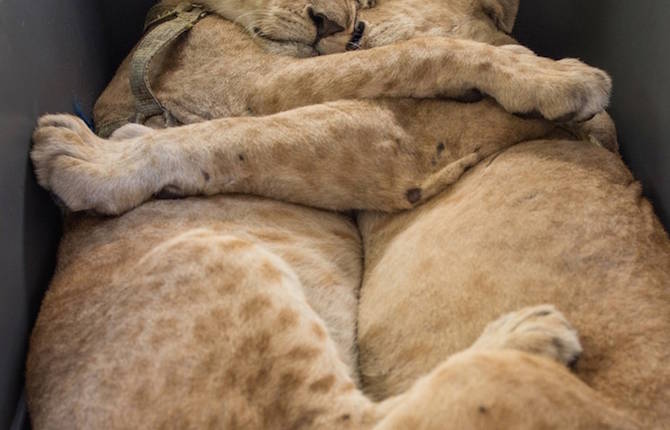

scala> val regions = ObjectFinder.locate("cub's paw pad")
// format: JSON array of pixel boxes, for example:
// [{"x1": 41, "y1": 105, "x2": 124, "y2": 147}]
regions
[{"x1": 473, "y1": 305, "x2": 582, "y2": 367}]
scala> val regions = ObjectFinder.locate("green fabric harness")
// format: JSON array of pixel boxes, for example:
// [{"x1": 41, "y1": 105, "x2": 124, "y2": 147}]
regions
[{"x1": 124, "y1": 3, "x2": 209, "y2": 134}]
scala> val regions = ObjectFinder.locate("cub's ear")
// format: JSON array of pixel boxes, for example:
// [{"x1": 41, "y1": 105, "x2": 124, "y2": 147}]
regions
[{"x1": 479, "y1": 0, "x2": 520, "y2": 33}]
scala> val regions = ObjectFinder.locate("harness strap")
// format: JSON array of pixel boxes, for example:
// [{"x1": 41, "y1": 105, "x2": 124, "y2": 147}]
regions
[{"x1": 129, "y1": 2, "x2": 209, "y2": 125}]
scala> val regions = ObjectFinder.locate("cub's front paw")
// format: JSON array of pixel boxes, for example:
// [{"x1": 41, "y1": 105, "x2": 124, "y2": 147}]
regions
[
  {"x1": 31, "y1": 114, "x2": 152, "y2": 215},
  {"x1": 471, "y1": 305, "x2": 582, "y2": 367},
  {"x1": 492, "y1": 50, "x2": 612, "y2": 122}
]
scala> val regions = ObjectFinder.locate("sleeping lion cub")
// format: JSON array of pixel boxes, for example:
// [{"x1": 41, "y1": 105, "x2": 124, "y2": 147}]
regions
[{"x1": 28, "y1": 0, "x2": 667, "y2": 428}]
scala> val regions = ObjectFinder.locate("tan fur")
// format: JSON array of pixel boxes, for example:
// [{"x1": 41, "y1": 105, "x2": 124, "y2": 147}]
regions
[
  {"x1": 32, "y1": 7, "x2": 610, "y2": 214},
  {"x1": 91, "y1": 0, "x2": 610, "y2": 139},
  {"x1": 357, "y1": 139, "x2": 670, "y2": 428},
  {"x1": 27, "y1": 0, "x2": 669, "y2": 428},
  {"x1": 32, "y1": 101, "x2": 557, "y2": 214}
]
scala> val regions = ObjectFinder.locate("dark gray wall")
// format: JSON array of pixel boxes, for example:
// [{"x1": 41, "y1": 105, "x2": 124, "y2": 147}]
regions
[
  {"x1": 1, "y1": 2, "x2": 107, "y2": 429},
  {"x1": 101, "y1": 0, "x2": 156, "y2": 75},
  {"x1": 0, "y1": 1, "x2": 155, "y2": 428},
  {"x1": 514, "y1": 0, "x2": 670, "y2": 228}
]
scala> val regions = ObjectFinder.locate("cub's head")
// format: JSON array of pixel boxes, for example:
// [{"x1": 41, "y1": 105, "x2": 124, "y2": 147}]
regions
[
  {"x1": 174, "y1": 0, "x2": 519, "y2": 55},
  {"x1": 185, "y1": 0, "x2": 362, "y2": 55},
  {"x1": 318, "y1": 0, "x2": 521, "y2": 54}
]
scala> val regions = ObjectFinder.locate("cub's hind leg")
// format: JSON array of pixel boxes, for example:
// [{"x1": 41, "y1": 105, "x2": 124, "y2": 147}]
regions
[
  {"x1": 370, "y1": 305, "x2": 630, "y2": 429},
  {"x1": 132, "y1": 231, "x2": 372, "y2": 429},
  {"x1": 372, "y1": 350, "x2": 639, "y2": 430},
  {"x1": 369, "y1": 307, "x2": 634, "y2": 430},
  {"x1": 28, "y1": 228, "x2": 372, "y2": 429}
]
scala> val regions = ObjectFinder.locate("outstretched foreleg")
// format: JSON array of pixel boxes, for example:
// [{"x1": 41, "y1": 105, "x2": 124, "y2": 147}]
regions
[
  {"x1": 32, "y1": 99, "x2": 555, "y2": 215},
  {"x1": 253, "y1": 37, "x2": 611, "y2": 122}
]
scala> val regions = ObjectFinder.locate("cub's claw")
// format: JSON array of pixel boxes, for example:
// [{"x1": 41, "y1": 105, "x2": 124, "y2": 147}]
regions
[{"x1": 471, "y1": 305, "x2": 582, "y2": 367}]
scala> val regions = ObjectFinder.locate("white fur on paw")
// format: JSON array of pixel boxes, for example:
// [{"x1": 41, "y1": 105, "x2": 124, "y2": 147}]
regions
[
  {"x1": 32, "y1": 114, "x2": 99, "y2": 193},
  {"x1": 31, "y1": 114, "x2": 150, "y2": 215},
  {"x1": 493, "y1": 51, "x2": 612, "y2": 122},
  {"x1": 471, "y1": 305, "x2": 582, "y2": 367}
]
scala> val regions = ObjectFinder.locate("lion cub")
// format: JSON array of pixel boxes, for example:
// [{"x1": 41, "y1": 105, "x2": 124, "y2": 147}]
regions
[{"x1": 26, "y1": 0, "x2": 636, "y2": 428}]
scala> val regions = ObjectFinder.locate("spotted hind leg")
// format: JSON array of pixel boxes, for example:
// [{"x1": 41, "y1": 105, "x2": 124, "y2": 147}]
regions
[{"x1": 121, "y1": 229, "x2": 373, "y2": 428}]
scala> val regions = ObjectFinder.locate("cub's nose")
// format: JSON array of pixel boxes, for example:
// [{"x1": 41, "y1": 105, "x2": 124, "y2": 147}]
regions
[{"x1": 308, "y1": 8, "x2": 345, "y2": 39}]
